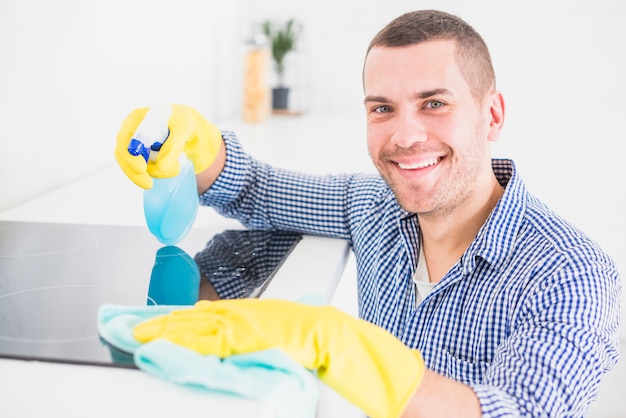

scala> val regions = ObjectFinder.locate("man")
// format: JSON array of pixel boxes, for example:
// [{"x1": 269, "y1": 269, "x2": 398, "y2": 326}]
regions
[{"x1": 114, "y1": 9, "x2": 620, "y2": 417}]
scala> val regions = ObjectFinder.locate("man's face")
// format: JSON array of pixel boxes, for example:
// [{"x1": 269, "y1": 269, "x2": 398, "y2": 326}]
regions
[{"x1": 363, "y1": 40, "x2": 502, "y2": 218}]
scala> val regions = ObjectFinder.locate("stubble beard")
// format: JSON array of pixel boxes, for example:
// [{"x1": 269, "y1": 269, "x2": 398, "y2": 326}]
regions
[{"x1": 376, "y1": 124, "x2": 489, "y2": 220}]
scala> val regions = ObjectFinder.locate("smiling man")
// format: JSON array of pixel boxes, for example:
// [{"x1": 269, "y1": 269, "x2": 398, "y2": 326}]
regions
[
  {"x1": 114, "y1": 9, "x2": 620, "y2": 418},
  {"x1": 364, "y1": 38, "x2": 506, "y2": 286}
]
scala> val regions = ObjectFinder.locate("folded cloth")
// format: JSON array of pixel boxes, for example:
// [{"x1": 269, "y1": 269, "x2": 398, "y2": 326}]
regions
[{"x1": 97, "y1": 304, "x2": 319, "y2": 418}]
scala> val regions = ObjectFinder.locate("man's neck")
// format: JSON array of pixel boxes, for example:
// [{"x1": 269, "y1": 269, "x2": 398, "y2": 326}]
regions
[{"x1": 418, "y1": 175, "x2": 504, "y2": 283}]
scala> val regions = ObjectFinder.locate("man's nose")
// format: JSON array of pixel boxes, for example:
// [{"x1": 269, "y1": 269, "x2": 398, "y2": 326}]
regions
[{"x1": 389, "y1": 111, "x2": 428, "y2": 148}]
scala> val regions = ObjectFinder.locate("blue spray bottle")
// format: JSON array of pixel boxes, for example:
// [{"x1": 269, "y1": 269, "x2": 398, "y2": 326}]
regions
[{"x1": 127, "y1": 105, "x2": 199, "y2": 245}]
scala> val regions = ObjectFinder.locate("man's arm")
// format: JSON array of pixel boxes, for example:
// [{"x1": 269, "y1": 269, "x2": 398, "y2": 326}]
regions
[
  {"x1": 402, "y1": 370, "x2": 481, "y2": 417},
  {"x1": 196, "y1": 138, "x2": 226, "y2": 195}
]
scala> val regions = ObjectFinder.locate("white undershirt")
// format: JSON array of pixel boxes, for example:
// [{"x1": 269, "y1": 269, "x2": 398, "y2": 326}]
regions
[{"x1": 413, "y1": 242, "x2": 435, "y2": 304}]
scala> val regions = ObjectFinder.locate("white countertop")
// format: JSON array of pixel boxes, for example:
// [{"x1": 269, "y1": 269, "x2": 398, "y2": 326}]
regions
[{"x1": 0, "y1": 114, "x2": 366, "y2": 417}]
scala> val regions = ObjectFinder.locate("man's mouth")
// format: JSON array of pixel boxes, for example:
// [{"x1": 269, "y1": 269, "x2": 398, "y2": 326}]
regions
[{"x1": 397, "y1": 157, "x2": 440, "y2": 170}]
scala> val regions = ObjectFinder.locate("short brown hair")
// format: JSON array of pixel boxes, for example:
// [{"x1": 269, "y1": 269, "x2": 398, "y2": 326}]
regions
[{"x1": 366, "y1": 10, "x2": 496, "y2": 101}]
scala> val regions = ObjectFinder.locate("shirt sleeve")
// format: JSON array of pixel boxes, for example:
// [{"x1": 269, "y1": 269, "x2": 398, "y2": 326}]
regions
[
  {"x1": 470, "y1": 254, "x2": 621, "y2": 417},
  {"x1": 200, "y1": 130, "x2": 386, "y2": 240}
]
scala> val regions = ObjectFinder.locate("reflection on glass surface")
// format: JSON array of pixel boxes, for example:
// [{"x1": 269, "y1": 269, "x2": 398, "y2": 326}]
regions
[
  {"x1": 102, "y1": 229, "x2": 302, "y2": 366},
  {"x1": 145, "y1": 230, "x2": 302, "y2": 305},
  {"x1": 0, "y1": 221, "x2": 301, "y2": 367},
  {"x1": 195, "y1": 230, "x2": 302, "y2": 300},
  {"x1": 147, "y1": 246, "x2": 200, "y2": 305}
]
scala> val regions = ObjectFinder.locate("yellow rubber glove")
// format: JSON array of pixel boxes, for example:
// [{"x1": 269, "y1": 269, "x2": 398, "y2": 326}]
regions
[
  {"x1": 134, "y1": 299, "x2": 425, "y2": 418},
  {"x1": 114, "y1": 104, "x2": 222, "y2": 189}
]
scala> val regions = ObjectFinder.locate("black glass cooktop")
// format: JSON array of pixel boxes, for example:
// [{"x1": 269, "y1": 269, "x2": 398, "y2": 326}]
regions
[{"x1": 0, "y1": 221, "x2": 301, "y2": 367}]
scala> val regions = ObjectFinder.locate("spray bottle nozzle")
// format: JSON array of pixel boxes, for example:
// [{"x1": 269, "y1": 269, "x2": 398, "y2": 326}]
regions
[
  {"x1": 127, "y1": 105, "x2": 171, "y2": 163},
  {"x1": 128, "y1": 138, "x2": 166, "y2": 163},
  {"x1": 128, "y1": 139, "x2": 150, "y2": 163}
]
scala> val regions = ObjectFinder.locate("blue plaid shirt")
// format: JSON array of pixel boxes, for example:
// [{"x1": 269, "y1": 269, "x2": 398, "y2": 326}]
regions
[{"x1": 200, "y1": 131, "x2": 621, "y2": 417}]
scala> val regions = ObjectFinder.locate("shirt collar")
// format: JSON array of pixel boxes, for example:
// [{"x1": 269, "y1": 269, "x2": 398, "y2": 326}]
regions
[
  {"x1": 460, "y1": 159, "x2": 527, "y2": 274},
  {"x1": 397, "y1": 159, "x2": 527, "y2": 274}
]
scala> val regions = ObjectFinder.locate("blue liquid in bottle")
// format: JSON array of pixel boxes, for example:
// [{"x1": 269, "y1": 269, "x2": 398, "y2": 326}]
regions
[
  {"x1": 128, "y1": 105, "x2": 199, "y2": 245},
  {"x1": 143, "y1": 158, "x2": 198, "y2": 245}
]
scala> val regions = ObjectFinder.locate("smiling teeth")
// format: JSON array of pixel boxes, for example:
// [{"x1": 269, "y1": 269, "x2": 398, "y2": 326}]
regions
[{"x1": 398, "y1": 158, "x2": 439, "y2": 170}]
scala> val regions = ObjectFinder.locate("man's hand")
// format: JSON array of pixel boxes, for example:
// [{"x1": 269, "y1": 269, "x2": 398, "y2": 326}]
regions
[
  {"x1": 134, "y1": 298, "x2": 426, "y2": 418},
  {"x1": 114, "y1": 104, "x2": 222, "y2": 189}
]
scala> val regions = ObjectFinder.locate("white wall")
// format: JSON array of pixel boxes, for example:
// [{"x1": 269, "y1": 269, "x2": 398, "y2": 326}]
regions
[
  {"x1": 0, "y1": 0, "x2": 249, "y2": 209},
  {"x1": 1, "y1": 0, "x2": 624, "y2": 336}
]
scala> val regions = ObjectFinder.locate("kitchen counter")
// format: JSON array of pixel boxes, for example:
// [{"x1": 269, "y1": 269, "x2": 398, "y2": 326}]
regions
[
  {"x1": 0, "y1": 114, "x2": 367, "y2": 417},
  {"x1": 0, "y1": 169, "x2": 353, "y2": 417}
]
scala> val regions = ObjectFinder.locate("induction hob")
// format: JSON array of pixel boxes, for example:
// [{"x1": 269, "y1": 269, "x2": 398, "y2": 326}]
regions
[{"x1": 0, "y1": 221, "x2": 301, "y2": 368}]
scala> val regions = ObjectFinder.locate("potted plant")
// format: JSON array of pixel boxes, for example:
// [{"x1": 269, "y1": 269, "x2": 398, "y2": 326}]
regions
[{"x1": 261, "y1": 19, "x2": 300, "y2": 110}]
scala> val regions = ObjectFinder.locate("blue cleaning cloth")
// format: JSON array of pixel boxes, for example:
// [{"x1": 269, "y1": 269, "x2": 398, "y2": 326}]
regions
[{"x1": 97, "y1": 304, "x2": 319, "y2": 418}]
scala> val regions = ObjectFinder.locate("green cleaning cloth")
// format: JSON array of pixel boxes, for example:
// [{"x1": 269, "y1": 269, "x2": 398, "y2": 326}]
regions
[{"x1": 97, "y1": 304, "x2": 319, "y2": 418}]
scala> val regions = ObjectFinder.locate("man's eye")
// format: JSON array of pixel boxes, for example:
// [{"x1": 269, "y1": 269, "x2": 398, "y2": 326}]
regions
[
  {"x1": 425, "y1": 100, "x2": 444, "y2": 109},
  {"x1": 374, "y1": 105, "x2": 392, "y2": 113}
]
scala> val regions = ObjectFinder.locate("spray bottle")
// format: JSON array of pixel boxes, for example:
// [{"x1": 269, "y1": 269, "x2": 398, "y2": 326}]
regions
[{"x1": 127, "y1": 105, "x2": 199, "y2": 245}]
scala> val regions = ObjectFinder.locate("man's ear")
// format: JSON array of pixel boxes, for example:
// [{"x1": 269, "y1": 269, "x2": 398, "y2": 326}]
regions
[{"x1": 487, "y1": 91, "x2": 505, "y2": 143}]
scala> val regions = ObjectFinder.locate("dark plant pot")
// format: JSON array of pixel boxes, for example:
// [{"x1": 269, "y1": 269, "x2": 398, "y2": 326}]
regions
[{"x1": 272, "y1": 87, "x2": 290, "y2": 110}]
